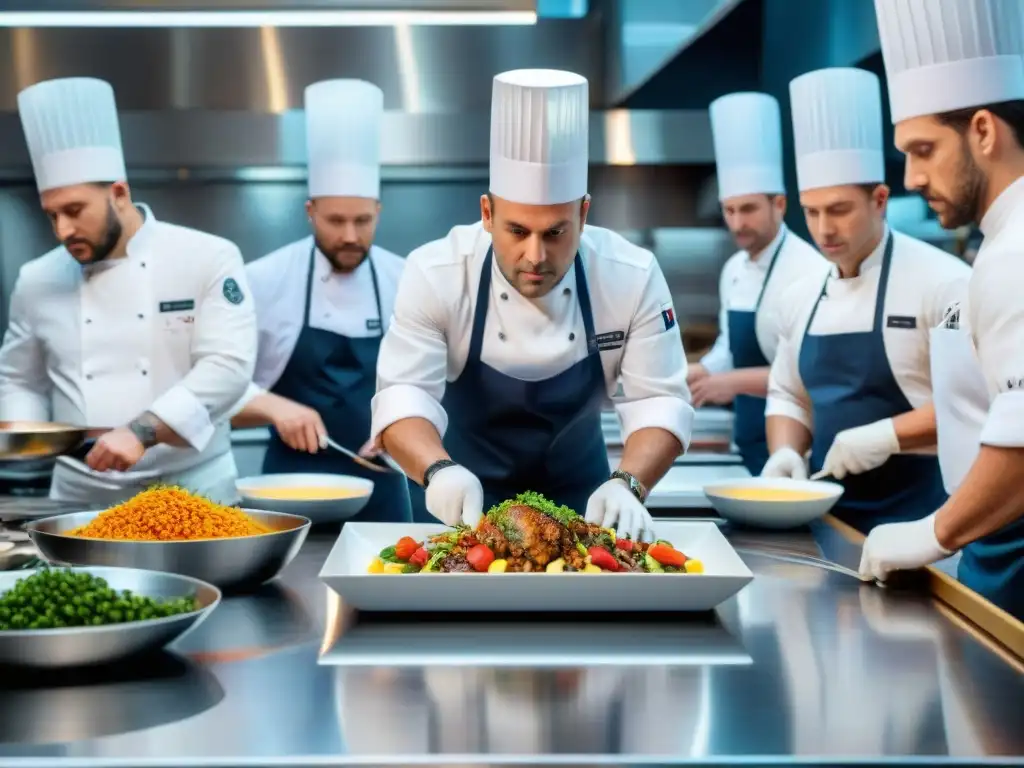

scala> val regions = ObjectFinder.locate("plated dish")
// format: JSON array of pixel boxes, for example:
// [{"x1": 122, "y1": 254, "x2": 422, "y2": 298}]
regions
[{"x1": 368, "y1": 491, "x2": 703, "y2": 575}]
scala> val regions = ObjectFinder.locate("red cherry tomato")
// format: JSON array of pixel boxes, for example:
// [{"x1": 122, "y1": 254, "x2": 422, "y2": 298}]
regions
[
  {"x1": 409, "y1": 547, "x2": 430, "y2": 568},
  {"x1": 394, "y1": 536, "x2": 419, "y2": 561},
  {"x1": 615, "y1": 538, "x2": 634, "y2": 552},
  {"x1": 466, "y1": 544, "x2": 495, "y2": 572},
  {"x1": 588, "y1": 546, "x2": 620, "y2": 572}
]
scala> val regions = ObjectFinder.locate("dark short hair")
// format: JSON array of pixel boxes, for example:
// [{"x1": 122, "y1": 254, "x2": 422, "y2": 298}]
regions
[{"x1": 934, "y1": 100, "x2": 1024, "y2": 148}]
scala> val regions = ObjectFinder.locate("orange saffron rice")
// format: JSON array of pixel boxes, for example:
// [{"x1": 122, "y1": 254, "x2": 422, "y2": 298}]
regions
[{"x1": 68, "y1": 486, "x2": 270, "y2": 541}]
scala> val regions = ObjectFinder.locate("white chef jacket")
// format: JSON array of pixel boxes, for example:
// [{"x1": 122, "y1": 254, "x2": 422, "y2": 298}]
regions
[
  {"x1": 0, "y1": 203, "x2": 257, "y2": 478},
  {"x1": 700, "y1": 225, "x2": 828, "y2": 372},
  {"x1": 370, "y1": 221, "x2": 693, "y2": 449},
  {"x1": 767, "y1": 227, "x2": 971, "y2": 440},
  {"x1": 968, "y1": 176, "x2": 1024, "y2": 447},
  {"x1": 235, "y1": 236, "x2": 405, "y2": 407}
]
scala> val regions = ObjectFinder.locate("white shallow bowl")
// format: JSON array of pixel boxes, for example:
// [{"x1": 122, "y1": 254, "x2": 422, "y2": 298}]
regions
[
  {"x1": 319, "y1": 521, "x2": 753, "y2": 613},
  {"x1": 236, "y1": 473, "x2": 373, "y2": 524},
  {"x1": 702, "y1": 477, "x2": 844, "y2": 529}
]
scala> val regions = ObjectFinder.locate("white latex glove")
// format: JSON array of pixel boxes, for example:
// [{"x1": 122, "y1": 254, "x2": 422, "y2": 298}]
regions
[
  {"x1": 585, "y1": 479, "x2": 653, "y2": 541},
  {"x1": 821, "y1": 418, "x2": 899, "y2": 480},
  {"x1": 858, "y1": 513, "x2": 953, "y2": 582},
  {"x1": 425, "y1": 465, "x2": 484, "y2": 528},
  {"x1": 760, "y1": 447, "x2": 808, "y2": 479}
]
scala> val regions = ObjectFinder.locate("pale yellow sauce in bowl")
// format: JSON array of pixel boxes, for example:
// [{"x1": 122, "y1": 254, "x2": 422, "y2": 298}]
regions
[
  {"x1": 711, "y1": 488, "x2": 834, "y2": 503},
  {"x1": 244, "y1": 487, "x2": 368, "y2": 501}
]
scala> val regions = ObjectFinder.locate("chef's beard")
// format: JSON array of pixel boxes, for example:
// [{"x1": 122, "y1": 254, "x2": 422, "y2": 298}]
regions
[
  {"x1": 64, "y1": 203, "x2": 123, "y2": 265},
  {"x1": 316, "y1": 237, "x2": 369, "y2": 273},
  {"x1": 924, "y1": 139, "x2": 987, "y2": 229}
]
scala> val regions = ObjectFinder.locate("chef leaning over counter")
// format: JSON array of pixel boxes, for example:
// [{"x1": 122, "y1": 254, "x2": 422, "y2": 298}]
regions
[
  {"x1": 859, "y1": 0, "x2": 1024, "y2": 621},
  {"x1": 230, "y1": 79, "x2": 414, "y2": 524},
  {"x1": 762, "y1": 66, "x2": 971, "y2": 534},
  {"x1": 0, "y1": 77, "x2": 256, "y2": 505},
  {"x1": 370, "y1": 69, "x2": 693, "y2": 540},
  {"x1": 688, "y1": 91, "x2": 827, "y2": 476}
]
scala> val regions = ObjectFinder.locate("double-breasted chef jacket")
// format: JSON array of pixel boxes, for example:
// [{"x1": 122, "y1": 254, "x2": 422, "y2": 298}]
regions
[
  {"x1": 0, "y1": 203, "x2": 257, "y2": 504},
  {"x1": 238, "y1": 236, "x2": 416, "y2": 522},
  {"x1": 767, "y1": 227, "x2": 971, "y2": 529},
  {"x1": 370, "y1": 221, "x2": 694, "y2": 512}
]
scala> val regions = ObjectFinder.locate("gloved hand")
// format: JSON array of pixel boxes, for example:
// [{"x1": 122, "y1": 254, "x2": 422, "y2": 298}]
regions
[
  {"x1": 858, "y1": 513, "x2": 953, "y2": 582},
  {"x1": 585, "y1": 479, "x2": 653, "y2": 541},
  {"x1": 761, "y1": 447, "x2": 808, "y2": 479},
  {"x1": 425, "y1": 464, "x2": 484, "y2": 528},
  {"x1": 821, "y1": 418, "x2": 899, "y2": 480}
]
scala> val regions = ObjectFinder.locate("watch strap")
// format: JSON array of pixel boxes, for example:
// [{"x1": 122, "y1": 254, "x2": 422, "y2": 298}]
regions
[
  {"x1": 610, "y1": 469, "x2": 648, "y2": 503},
  {"x1": 128, "y1": 418, "x2": 157, "y2": 449},
  {"x1": 423, "y1": 459, "x2": 457, "y2": 488}
]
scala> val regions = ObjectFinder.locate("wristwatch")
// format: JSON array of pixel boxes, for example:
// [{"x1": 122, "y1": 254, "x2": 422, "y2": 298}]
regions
[
  {"x1": 128, "y1": 417, "x2": 158, "y2": 449},
  {"x1": 423, "y1": 459, "x2": 457, "y2": 488},
  {"x1": 610, "y1": 470, "x2": 648, "y2": 504}
]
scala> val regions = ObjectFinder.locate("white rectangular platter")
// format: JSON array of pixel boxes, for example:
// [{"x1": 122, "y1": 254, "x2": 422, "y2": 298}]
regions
[{"x1": 318, "y1": 521, "x2": 754, "y2": 613}]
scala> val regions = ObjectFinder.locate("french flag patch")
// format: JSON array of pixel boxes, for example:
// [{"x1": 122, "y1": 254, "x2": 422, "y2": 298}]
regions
[{"x1": 661, "y1": 305, "x2": 676, "y2": 331}]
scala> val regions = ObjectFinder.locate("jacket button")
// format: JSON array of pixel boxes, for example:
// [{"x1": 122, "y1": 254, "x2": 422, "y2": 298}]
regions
[
  {"x1": 563, "y1": 288, "x2": 571, "y2": 296},
  {"x1": 85, "y1": 318, "x2": 92, "y2": 324},
  {"x1": 498, "y1": 332, "x2": 506, "y2": 341},
  {"x1": 138, "y1": 313, "x2": 144, "y2": 319},
  {"x1": 569, "y1": 333, "x2": 575, "y2": 341},
  {"x1": 85, "y1": 374, "x2": 93, "y2": 380},
  {"x1": 500, "y1": 293, "x2": 508, "y2": 300}
]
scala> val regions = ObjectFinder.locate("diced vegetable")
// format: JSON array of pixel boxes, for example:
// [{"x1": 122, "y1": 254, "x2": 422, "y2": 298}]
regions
[
  {"x1": 684, "y1": 559, "x2": 704, "y2": 574},
  {"x1": 466, "y1": 544, "x2": 495, "y2": 572},
  {"x1": 583, "y1": 564, "x2": 601, "y2": 574},
  {"x1": 367, "y1": 558, "x2": 384, "y2": 574},
  {"x1": 394, "y1": 536, "x2": 419, "y2": 561},
  {"x1": 587, "y1": 546, "x2": 620, "y2": 572},
  {"x1": 644, "y1": 553, "x2": 664, "y2": 572},
  {"x1": 648, "y1": 544, "x2": 687, "y2": 568},
  {"x1": 488, "y1": 559, "x2": 508, "y2": 573},
  {"x1": 409, "y1": 547, "x2": 430, "y2": 568},
  {"x1": 615, "y1": 538, "x2": 634, "y2": 552},
  {"x1": 546, "y1": 558, "x2": 565, "y2": 573},
  {"x1": 576, "y1": 540, "x2": 588, "y2": 557},
  {"x1": 383, "y1": 562, "x2": 407, "y2": 574},
  {"x1": 378, "y1": 545, "x2": 401, "y2": 564}
]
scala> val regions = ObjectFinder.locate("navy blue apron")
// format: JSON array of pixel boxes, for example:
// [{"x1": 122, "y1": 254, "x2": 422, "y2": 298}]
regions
[
  {"x1": 959, "y1": 521, "x2": 1024, "y2": 620},
  {"x1": 799, "y1": 233, "x2": 947, "y2": 534},
  {"x1": 414, "y1": 248, "x2": 610, "y2": 519},
  {"x1": 263, "y1": 245, "x2": 413, "y2": 524},
  {"x1": 728, "y1": 230, "x2": 787, "y2": 476}
]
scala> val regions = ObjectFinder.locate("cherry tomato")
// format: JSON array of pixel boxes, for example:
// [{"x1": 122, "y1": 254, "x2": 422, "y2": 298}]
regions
[
  {"x1": 394, "y1": 536, "x2": 419, "y2": 561},
  {"x1": 588, "y1": 546, "x2": 620, "y2": 572},
  {"x1": 409, "y1": 547, "x2": 430, "y2": 568},
  {"x1": 466, "y1": 544, "x2": 495, "y2": 572},
  {"x1": 615, "y1": 538, "x2": 634, "y2": 552},
  {"x1": 648, "y1": 543, "x2": 687, "y2": 568}
]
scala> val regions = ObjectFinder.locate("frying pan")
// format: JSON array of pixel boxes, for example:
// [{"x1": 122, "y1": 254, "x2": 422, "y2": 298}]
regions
[{"x1": 0, "y1": 421, "x2": 106, "y2": 463}]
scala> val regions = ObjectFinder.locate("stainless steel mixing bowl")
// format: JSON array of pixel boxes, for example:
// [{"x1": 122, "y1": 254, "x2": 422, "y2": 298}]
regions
[
  {"x1": 25, "y1": 510, "x2": 311, "y2": 592},
  {"x1": 0, "y1": 566, "x2": 220, "y2": 668},
  {"x1": 0, "y1": 421, "x2": 90, "y2": 462}
]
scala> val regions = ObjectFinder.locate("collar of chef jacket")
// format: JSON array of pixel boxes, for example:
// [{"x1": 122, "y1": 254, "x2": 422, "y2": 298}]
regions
[
  {"x1": 746, "y1": 223, "x2": 788, "y2": 272},
  {"x1": 980, "y1": 175, "x2": 1024, "y2": 244},
  {"x1": 825, "y1": 224, "x2": 890, "y2": 281},
  {"x1": 79, "y1": 202, "x2": 158, "y2": 278}
]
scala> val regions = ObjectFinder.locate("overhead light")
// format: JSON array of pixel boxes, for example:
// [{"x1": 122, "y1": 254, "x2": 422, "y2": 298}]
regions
[{"x1": 0, "y1": 10, "x2": 537, "y2": 27}]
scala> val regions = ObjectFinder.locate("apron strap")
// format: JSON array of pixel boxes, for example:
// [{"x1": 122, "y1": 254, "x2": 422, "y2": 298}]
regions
[
  {"x1": 467, "y1": 247, "x2": 495, "y2": 363},
  {"x1": 753, "y1": 228, "x2": 787, "y2": 312},
  {"x1": 572, "y1": 253, "x2": 598, "y2": 354},
  {"x1": 304, "y1": 242, "x2": 386, "y2": 336}
]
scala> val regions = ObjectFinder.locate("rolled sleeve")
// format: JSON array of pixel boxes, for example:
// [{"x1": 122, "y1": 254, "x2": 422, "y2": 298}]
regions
[
  {"x1": 151, "y1": 243, "x2": 257, "y2": 450},
  {"x1": 972, "y1": 254, "x2": 1024, "y2": 448},
  {"x1": 766, "y1": 335, "x2": 813, "y2": 429},
  {"x1": 614, "y1": 262, "x2": 694, "y2": 449},
  {"x1": 370, "y1": 257, "x2": 451, "y2": 443}
]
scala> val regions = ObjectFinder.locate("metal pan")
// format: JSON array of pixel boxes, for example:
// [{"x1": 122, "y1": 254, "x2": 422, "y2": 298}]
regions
[{"x1": 0, "y1": 421, "x2": 105, "y2": 463}]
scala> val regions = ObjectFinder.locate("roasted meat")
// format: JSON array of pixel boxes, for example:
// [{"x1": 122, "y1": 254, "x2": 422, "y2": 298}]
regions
[{"x1": 478, "y1": 503, "x2": 585, "y2": 570}]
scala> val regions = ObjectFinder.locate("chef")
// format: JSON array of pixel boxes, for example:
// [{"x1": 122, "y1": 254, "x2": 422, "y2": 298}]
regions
[
  {"x1": 370, "y1": 69, "x2": 692, "y2": 539},
  {"x1": 859, "y1": 0, "x2": 1024, "y2": 620},
  {"x1": 762, "y1": 66, "x2": 971, "y2": 534},
  {"x1": 0, "y1": 77, "x2": 256, "y2": 504},
  {"x1": 689, "y1": 92, "x2": 827, "y2": 475},
  {"x1": 231, "y1": 79, "x2": 412, "y2": 523}
]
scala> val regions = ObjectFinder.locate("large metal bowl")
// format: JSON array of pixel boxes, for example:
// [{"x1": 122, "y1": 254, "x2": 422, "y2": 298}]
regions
[
  {"x1": 0, "y1": 566, "x2": 220, "y2": 668},
  {"x1": 236, "y1": 473, "x2": 373, "y2": 524},
  {"x1": 25, "y1": 509, "x2": 311, "y2": 592},
  {"x1": 0, "y1": 421, "x2": 89, "y2": 462}
]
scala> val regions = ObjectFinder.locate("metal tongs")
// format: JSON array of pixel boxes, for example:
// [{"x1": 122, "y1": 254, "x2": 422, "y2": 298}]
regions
[{"x1": 322, "y1": 436, "x2": 402, "y2": 475}]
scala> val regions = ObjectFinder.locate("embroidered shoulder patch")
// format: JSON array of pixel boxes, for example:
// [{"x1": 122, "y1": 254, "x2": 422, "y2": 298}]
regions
[
  {"x1": 661, "y1": 304, "x2": 676, "y2": 331},
  {"x1": 222, "y1": 277, "x2": 245, "y2": 305}
]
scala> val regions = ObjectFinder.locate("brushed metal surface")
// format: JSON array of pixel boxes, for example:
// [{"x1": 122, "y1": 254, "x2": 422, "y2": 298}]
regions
[
  {"x1": 26, "y1": 509, "x2": 311, "y2": 591},
  {"x1": 0, "y1": 421, "x2": 88, "y2": 463},
  {"x1": 0, "y1": 565, "x2": 220, "y2": 668}
]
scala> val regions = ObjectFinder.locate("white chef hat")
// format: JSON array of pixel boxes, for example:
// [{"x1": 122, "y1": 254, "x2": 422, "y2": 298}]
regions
[
  {"x1": 709, "y1": 93, "x2": 785, "y2": 201},
  {"x1": 305, "y1": 78, "x2": 383, "y2": 199},
  {"x1": 17, "y1": 77, "x2": 126, "y2": 194},
  {"x1": 875, "y1": 0, "x2": 1024, "y2": 123},
  {"x1": 489, "y1": 69, "x2": 589, "y2": 206},
  {"x1": 790, "y1": 67, "x2": 885, "y2": 192}
]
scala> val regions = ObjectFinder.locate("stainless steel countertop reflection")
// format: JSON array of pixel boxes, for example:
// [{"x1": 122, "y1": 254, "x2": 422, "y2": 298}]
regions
[{"x1": 0, "y1": 522, "x2": 1021, "y2": 766}]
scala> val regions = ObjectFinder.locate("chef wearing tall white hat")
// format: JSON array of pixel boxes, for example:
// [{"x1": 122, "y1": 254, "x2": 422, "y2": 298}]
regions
[
  {"x1": 762, "y1": 66, "x2": 971, "y2": 534},
  {"x1": 370, "y1": 69, "x2": 692, "y2": 539},
  {"x1": 0, "y1": 77, "x2": 256, "y2": 504},
  {"x1": 860, "y1": 0, "x2": 1024, "y2": 620},
  {"x1": 689, "y1": 92, "x2": 826, "y2": 475},
  {"x1": 231, "y1": 79, "x2": 413, "y2": 523}
]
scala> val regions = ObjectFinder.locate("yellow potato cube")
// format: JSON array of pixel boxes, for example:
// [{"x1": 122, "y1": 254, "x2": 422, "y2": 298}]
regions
[
  {"x1": 583, "y1": 564, "x2": 602, "y2": 574},
  {"x1": 488, "y1": 559, "x2": 508, "y2": 573},
  {"x1": 684, "y1": 559, "x2": 704, "y2": 574},
  {"x1": 383, "y1": 562, "x2": 406, "y2": 574},
  {"x1": 546, "y1": 558, "x2": 566, "y2": 573},
  {"x1": 367, "y1": 558, "x2": 385, "y2": 574}
]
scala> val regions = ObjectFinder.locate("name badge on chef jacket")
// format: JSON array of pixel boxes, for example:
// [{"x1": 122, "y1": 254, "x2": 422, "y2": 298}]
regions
[
  {"x1": 160, "y1": 299, "x2": 196, "y2": 328},
  {"x1": 885, "y1": 315, "x2": 917, "y2": 330},
  {"x1": 366, "y1": 318, "x2": 382, "y2": 331}
]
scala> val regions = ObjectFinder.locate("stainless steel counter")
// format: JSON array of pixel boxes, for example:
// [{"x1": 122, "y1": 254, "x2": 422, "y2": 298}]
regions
[{"x1": 1, "y1": 518, "x2": 1021, "y2": 767}]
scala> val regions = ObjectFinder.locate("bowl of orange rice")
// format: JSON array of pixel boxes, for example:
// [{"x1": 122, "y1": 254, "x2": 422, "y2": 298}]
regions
[{"x1": 24, "y1": 486, "x2": 311, "y2": 592}]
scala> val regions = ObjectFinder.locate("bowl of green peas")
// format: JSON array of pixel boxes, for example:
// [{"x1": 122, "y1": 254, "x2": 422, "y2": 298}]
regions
[{"x1": 0, "y1": 566, "x2": 220, "y2": 668}]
